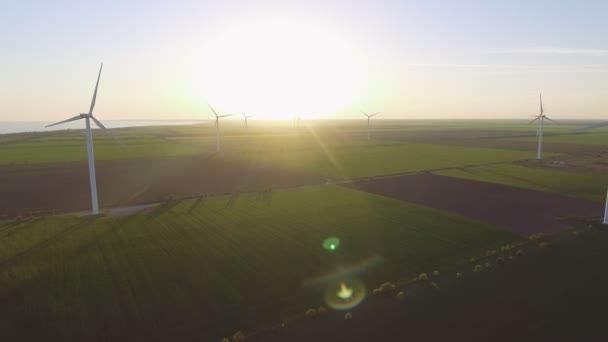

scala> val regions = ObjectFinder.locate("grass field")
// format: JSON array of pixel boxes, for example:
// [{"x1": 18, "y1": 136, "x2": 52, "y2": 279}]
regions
[
  {"x1": 0, "y1": 120, "x2": 581, "y2": 166},
  {"x1": 240, "y1": 143, "x2": 543, "y2": 179},
  {"x1": 512, "y1": 129, "x2": 608, "y2": 145},
  {"x1": 436, "y1": 164, "x2": 608, "y2": 203},
  {"x1": 0, "y1": 186, "x2": 520, "y2": 341}
]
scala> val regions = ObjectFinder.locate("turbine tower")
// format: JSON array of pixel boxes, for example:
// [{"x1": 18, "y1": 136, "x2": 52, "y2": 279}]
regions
[
  {"x1": 46, "y1": 63, "x2": 123, "y2": 215},
  {"x1": 208, "y1": 104, "x2": 231, "y2": 152},
  {"x1": 361, "y1": 111, "x2": 380, "y2": 140},
  {"x1": 528, "y1": 93, "x2": 556, "y2": 160},
  {"x1": 293, "y1": 114, "x2": 301, "y2": 129},
  {"x1": 242, "y1": 113, "x2": 253, "y2": 128}
]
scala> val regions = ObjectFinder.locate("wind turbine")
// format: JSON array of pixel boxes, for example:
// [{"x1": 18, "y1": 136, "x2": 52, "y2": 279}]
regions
[
  {"x1": 242, "y1": 113, "x2": 253, "y2": 128},
  {"x1": 46, "y1": 63, "x2": 123, "y2": 215},
  {"x1": 361, "y1": 111, "x2": 380, "y2": 140},
  {"x1": 208, "y1": 104, "x2": 231, "y2": 152},
  {"x1": 528, "y1": 93, "x2": 557, "y2": 160},
  {"x1": 293, "y1": 114, "x2": 301, "y2": 129}
]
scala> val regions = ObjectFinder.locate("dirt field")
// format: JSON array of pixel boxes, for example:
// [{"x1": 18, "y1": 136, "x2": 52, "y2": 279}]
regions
[
  {"x1": 0, "y1": 154, "x2": 324, "y2": 217},
  {"x1": 346, "y1": 173, "x2": 601, "y2": 235}
]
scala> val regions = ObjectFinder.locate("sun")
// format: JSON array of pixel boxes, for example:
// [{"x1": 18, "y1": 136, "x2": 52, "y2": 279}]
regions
[{"x1": 198, "y1": 13, "x2": 367, "y2": 119}]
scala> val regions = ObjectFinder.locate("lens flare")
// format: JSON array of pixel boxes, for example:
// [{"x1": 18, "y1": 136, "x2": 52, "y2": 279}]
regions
[
  {"x1": 337, "y1": 282, "x2": 353, "y2": 299},
  {"x1": 322, "y1": 237, "x2": 341, "y2": 251},
  {"x1": 324, "y1": 278, "x2": 366, "y2": 310}
]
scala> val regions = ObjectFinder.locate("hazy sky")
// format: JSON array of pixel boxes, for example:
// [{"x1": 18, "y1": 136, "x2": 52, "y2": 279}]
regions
[{"x1": 1, "y1": 0, "x2": 607, "y2": 121}]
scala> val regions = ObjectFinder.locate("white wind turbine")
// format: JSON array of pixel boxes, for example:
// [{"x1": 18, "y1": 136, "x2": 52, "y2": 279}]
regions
[
  {"x1": 46, "y1": 63, "x2": 123, "y2": 215},
  {"x1": 528, "y1": 93, "x2": 557, "y2": 160},
  {"x1": 242, "y1": 113, "x2": 253, "y2": 128},
  {"x1": 208, "y1": 104, "x2": 231, "y2": 152},
  {"x1": 361, "y1": 111, "x2": 380, "y2": 140}
]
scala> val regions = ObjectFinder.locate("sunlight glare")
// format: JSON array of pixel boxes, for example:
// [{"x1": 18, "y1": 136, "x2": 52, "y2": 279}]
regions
[{"x1": 198, "y1": 13, "x2": 367, "y2": 119}]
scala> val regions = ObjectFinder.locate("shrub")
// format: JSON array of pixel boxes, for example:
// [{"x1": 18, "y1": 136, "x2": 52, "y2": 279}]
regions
[
  {"x1": 469, "y1": 257, "x2": 476, "y2": 263},
  {"x1": 456, "y1": 272, "x2": 463, "y2": 279},
  {"x1": 380, "y1": 282, "x2": 396, "y2": 292},
  {"x1": 496, "y1": 257, "x2": 505, "y2": 266},
  {"x1": 396, "y1": 291, "x2": 406, "y2": 300},
  {"x1": 233, "y1": 330, "x2": 246, "y2": 341},
  {"x1": 474, "y1": 264, "x2": 483, "y2": 273},
  {"x1": 373, "y1": 288, "x2": 383, "y2": 296},
  {"x1": 318, "y1": 306, "x2": 328, "y2": 314},
  {"x1": 484, "y1": 262, "x2": 492, "y2": 269},
  {"x1": 430, "y1": 281, "x2": 439, "y2": 289},
  {"x1": 516, "y1": 250, "x2": 524, "y2": 257},
  {"x1": 344, "y1": 312, "x2": 353, "y2": 321},
  {"x1": 432, "y1": 270, "x2": 439, "y2": 277},
  {"x1": 305, "y1": 308, "x2": 317, "y2": 318},
  {"x1": 529, "y1": 233, "x2": 546, "y2": 241},
  {"x1": 418, "y1": 273, "x2": 429, "y2": 281},
  {"x1": 538, "y1": 241, "x2": 550, "y2": 248},
  {"x1": 221, "y1": 338, "x2": 229, "y2": 342}
]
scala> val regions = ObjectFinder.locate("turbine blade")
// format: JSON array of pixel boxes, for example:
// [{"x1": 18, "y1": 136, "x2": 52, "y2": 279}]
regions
[
  {"x1": 370, "y1": 112, "x2": 380, "y2": 117},
  {"x1": 45, "y1": 115, "x2": 84, "y2": 128},
  {"x1": 219, "y1": 114, "x2": 232, "y2": 118},
  {"x1": 544, "y1": 116, "x2": 558, "y2": 124},
  {"x1": 91, "y1": 116, "x2": 127, "y2": 149},
  {"x1": 89, "y1": 63, "x2": 103, "y2": 115},
  {"x1": 207, "y1": 104, "x2": 219, "y2": 118},
  {"x1": 361, "y1": 111, "x2": 369, "y2": 117},
  {"x1": 528, "y1": 117, "x2": 540, "y2": 125},
  {"x1": 540, "y1": 92, "x2": 544, "y2": 114}
]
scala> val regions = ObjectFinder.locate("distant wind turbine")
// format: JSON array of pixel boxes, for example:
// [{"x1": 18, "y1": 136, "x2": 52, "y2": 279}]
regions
[
  {"x1": 208, "y1": 104, "x2": 231, "y2": 152},
  {"x1": 361, "y1": 111, "x2": 380, "y2": 140},
  {"x1": 293, "y1": 114, "x2": 301, "y2": 129},
  {"x1": 46, "y1": 63, "x2": 124, "y2": 215},
  {"x1": 528, "y1": 93, "x2": 557, "y2": 160},
  {"x1": 242, "y1": 113, "x2": 253, "y2": 128}
]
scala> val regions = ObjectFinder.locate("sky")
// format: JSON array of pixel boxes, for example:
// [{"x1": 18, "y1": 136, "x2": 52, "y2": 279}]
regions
[{"x1": 0, "y1": 0, "x2": 607, "y2": 121}]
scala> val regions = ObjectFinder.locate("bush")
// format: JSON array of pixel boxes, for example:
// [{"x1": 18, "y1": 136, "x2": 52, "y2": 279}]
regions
[
  {"x1": 516, "y1": 249, "x2": 524, "y2": 257},
  {"x1": 538, "y1": 241, "x2": 550, "y2": 248},
  {"x1": 430, "y1": 281, "x2": 439, "y2": 289},
  {"x1": 484, "y1": 262, "x2": 492, "y2": 269},
  {"x1": 432, "y1": 270, "x2": 439, "y2": 277},
  {"x1": 305, "y1": 308, "x2": 317, "y2": 318},
  {"x1": 373, "y1": 287, "x2": 383, "y2": 296},
  {"x1": 396, "y1": 291, "x2": 406, "y2": 300},
  {"x1": 318, "y1": 306, "x2": 328, "y2": 314},
  {"x1": 456, "y1": 272, "x2": 463, "y2": 279},
  {"x1": 418, "y1": 273, "x2": 429, "y2": 281},
  {"x1": 474, "y1": 264, "x2": 483, "y2": 273},
  {"x1": 380, "y1": 282, "x2": 396, "y2": 292},
  {"x1": 496, "y1": 257, "x2": 505, "y2": 266},
  {"x1": 529, "y1": 233, "x2": 546, "y2": 241},
  {"x1": 344, "y1": 312, "x2": 353, "y2": 321},
  {"x1": 233, "y1": 330, "x2": 246, "y2": 341}
]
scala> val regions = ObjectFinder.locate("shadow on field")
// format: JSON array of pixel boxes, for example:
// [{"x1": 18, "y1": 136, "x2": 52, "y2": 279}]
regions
[{"x1": 0, "y1": 216, "x2": 97, "y2": 272}]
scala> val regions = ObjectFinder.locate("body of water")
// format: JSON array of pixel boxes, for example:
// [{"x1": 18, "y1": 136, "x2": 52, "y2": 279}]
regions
[{"x1": 0, "y1": 120, "x2": 209, "y2": 135}]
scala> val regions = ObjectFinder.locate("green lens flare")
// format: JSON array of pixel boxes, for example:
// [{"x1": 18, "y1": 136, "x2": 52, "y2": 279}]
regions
[{"x1": 323, "y1": 237, "x2": 340, "y2": 251}]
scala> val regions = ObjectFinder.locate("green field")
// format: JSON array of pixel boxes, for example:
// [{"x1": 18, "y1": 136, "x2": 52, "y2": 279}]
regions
[
  {"x1": 512, "y1": 129, "x2": 608, "y2": 146},
  {"x1": 240, "y1": 143, "x2": 543, "y2": 180},
  {"x1": 0, "y1": 186, "x2": 520, "y2": 341},
  {"x1": 436, "y1": 164, "x2": 608, "y2": 203}
]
